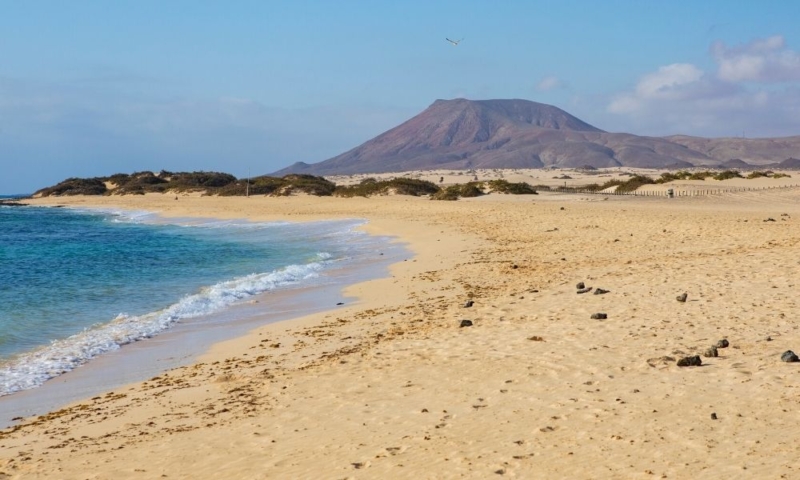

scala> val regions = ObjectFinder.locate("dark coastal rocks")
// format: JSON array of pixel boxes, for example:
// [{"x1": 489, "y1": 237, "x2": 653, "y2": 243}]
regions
[
  {"x1": 577, "y1": 287, "x2": 593, "y2": 294},
  {"x1": 716, "y1": 339, "x2": 729, "y2": 348},
  {"x1": 781, "y1": 350, "x2": 799, "y2": 362},
  {"x1": 463, "y1": 300, "x2": 474, "y2": 308},
  {"x1": 594, "y1": 288, "x2": 610, "y2": 295},
  {"x1": 590, "y1": 313, "x2": 607, "y2": 320},
  {"x1": 676, "y1": 293, "x2": 688, "y2": 303},
  {"x1": 677, "y1": 355, "x2": 702, "y2": 367},
  {"x1": 576, "y1": 282, "x2": 585, "y2": 289},
  {"x1": 703, "y1": 346, "x2": 718, "y2": 358},
  {"x1": 459, "y1": 320, "x2": 473, "y2": 328}
]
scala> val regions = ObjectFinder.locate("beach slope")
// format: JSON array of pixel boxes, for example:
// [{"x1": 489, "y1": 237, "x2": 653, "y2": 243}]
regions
[{"x1": 3, "y1": 189, "x2": 800, "y2": 479}]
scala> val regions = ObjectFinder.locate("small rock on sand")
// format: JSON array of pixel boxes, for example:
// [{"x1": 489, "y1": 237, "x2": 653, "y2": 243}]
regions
[
  {"x1": 594, "y1": 288, "x2": 610, "y2": 295},
  {"x1": 704, "y1": 346, "x2": 718, "y2": 358},
  {"x1": 460, "y1": 320, "x2": 474, "y2": 328},
  {"x1": 576, "y1": 282, "x2": 585, "y2": 289},
  {"x1": 677, "y1": 355, "x2": 702, "y2": 367},
  {"x1": 676, "y1": 293, "x2": 688, "y2": 303},
  {"x1": 711, "y1": 413, "x2": 718, "y2": 420},
  {"x1": 590, "y1": 313, "x2": 607, "y2": 320},
  {"x1": 716, "y1": 339, "x2": 729, "y2": 348},
  {"x1": 780, "y1": 350, "x2": 799, "y2": 362},
  {"x1": 463, "y1": 300, "x2": 474, "y2": 308},
  {"x1": 577, "y1": 287, "x2": 593, "y2": 294}
]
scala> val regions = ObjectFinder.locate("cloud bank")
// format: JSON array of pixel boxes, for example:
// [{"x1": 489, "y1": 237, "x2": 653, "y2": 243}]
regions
[{"x1": 607, "y1": 35, "x2": 800, "y2": 137}]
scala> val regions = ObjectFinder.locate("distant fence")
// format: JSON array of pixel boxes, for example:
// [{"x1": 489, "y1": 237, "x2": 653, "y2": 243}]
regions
[{"x1": 547, "y1": 183, "x2": 800, "y2": 197}]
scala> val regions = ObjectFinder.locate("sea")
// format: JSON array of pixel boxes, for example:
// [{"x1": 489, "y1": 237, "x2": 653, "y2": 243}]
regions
[{"x1": 0, "y1": 198, "x2": 401, "y2": 422}]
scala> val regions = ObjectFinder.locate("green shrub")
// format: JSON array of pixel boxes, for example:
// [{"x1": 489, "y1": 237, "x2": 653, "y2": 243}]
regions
[
  {"x1": 688, "y1": 171, "x2": 714, "y2": 180},
  {"x1": 278, "y1": 174, "x2": 336, "y2": 196},
  {"x1": 616, "y1": 175, "x2": 655, "y2": 192},
  {"x1": 334, "y1": 178, "x2": 439, "y2": 197},
  {"x1": 575, "y1": 183, "x2": 604, "y2": 192},
  {"x1": 431, "y1": 185, "x2": 462, "y2": 200},
  {"x1": 34, "y1": 177, "x2": 108, "y2": 197},
  {"x1": 169, "y1": 171, "x2": 237, "y2": 189},
  {"x1": 572, "y1": 176, "x2": 653, "y2": 193},
  {"x1": 772, "y1": 172, "x2": 792, "y2": 179},
  {"x1": 712, "y1": 170, "x2": 743, "y2": 181},
  {"x1": 431, "y1": 182, "x2": 484, "y2": 200},
  {"x1": 486, "y1": 179, "x2": 538, "y2": 194},
  {"x1": 656, "y1": 171, "x2": 692, "y2": 183}
]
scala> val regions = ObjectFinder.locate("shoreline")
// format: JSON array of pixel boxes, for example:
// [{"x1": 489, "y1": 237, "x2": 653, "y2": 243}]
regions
[
  {"x1": 3, "y1": 189, "x2": 800, "y2": 478},
  {"x1": 0, "y1": 205, "x2": 408, "y2": 428}
]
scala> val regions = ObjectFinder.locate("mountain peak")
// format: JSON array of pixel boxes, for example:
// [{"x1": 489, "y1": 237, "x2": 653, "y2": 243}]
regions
[
  {"x1": 270, "y1": 98, "x2": 800, "y2": 176},
  {"x1": 426, "y1": 98, "x2": 604, "y2": 133}
]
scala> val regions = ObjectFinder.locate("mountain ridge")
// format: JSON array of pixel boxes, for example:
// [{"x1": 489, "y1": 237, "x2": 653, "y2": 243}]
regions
[{"x1": 273, "y1": 99, "x2": 800, "y2": 175}]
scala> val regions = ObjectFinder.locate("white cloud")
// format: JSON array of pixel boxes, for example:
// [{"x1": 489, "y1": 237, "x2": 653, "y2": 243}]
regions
[
  {"x1": 609, "y1": 63, "x2": 705, "y2": 114},
  {"x1": 712, "y1": 35, "x2": 800, "y2": 82},
  {"x1": 536, "y1": 75, "x2": 565, "y2": 91},
  {"x1": 605, "y1": 36, "x2": 800, "y2": 137},
  {"x1": 635, "y1": 64, "x2": 703, "y2": 98}
]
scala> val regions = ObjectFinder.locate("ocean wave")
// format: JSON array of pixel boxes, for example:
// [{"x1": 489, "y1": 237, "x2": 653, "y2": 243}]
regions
[{"x1": 0, "y1": 260, "x2": 328, "y2": 396}]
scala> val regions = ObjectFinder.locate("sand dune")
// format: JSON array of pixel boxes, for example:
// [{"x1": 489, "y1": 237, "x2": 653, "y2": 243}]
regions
[{"x1": 3, "y1": 180, "x2": 800, "y2": 479}]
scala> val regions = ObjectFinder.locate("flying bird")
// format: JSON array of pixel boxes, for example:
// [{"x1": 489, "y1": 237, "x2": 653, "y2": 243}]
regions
[{"x1": 446, "y1": 37, "x2": 463, "y2": 46}]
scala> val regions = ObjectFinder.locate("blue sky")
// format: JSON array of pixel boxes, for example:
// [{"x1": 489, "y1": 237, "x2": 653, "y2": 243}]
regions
[{"x1": 2, "y1": 1, "x2": 800, "y2": 193}]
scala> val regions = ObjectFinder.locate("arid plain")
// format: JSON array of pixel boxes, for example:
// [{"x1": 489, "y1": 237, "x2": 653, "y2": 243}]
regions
[{"x1": 3, "y1": 169, "x2": 800, "y2": 479}]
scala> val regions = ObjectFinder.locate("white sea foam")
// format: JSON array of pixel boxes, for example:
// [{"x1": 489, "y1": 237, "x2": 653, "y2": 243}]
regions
[{"x1": 0, "y1": 260, "x2": 328, "y2": 396}]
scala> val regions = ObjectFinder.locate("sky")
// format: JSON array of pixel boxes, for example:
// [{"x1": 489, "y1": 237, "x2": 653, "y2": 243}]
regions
[{"x1": 2, "y1": 1, "x2": 800, "y2": 193}]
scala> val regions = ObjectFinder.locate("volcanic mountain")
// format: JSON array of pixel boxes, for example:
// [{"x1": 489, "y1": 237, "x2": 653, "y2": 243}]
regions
[{"x1": 273, "y1": 98, "x2": 800, "y2": 175}]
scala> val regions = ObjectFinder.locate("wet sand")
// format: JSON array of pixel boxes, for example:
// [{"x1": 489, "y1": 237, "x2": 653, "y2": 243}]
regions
[{"x1": 3, "y1": 177, "x2": 800, "y2": 479}]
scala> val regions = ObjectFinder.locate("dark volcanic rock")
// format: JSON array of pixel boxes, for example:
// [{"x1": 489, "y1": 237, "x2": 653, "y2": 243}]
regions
[
  {"x1": 677, "y1": 355, "x2": 702, "y2": 367},
  {"x1": 716, "y1": 339, "x2": 730, "y2": 348},
  {"x1": 594, "y1": 288, "x2": 610, "y2": 295},
  {"x1": 576, "y1": 282, "x2": 585, "y2": 289},
  {"x1": 676, "y1": 293, "x2": 688, "y2": 303},
  {"x1": 459, "y1": 320, "x2": 473, "y2": 328},
  {"x1": 463, "y1": 300, "x2": 474, "y2": 308},
  {"x1": 704, "y1": 346, "x2": 718, "y2": 358},
  {"x1": 590, "y1": 313, "x2": 607, "y2": 320},
  {"x1": 577, "y1": 287, "x2": 593, "y2": 294},
  {"x1": 781, "y1": 350, "x2": 799, "y2": 362}
]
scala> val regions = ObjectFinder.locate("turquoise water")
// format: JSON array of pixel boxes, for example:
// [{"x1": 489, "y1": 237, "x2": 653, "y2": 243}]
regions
[{"x1": 0, "y1": 205, "x2": 384, "y2": 395}]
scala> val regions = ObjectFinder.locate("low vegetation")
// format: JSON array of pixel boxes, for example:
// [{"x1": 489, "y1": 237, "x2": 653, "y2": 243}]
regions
[
  {"x1": 333, "y1": 178, "x2": 439, "y2": 197},
  {"x1": 431, "y1": 182, "x2": 484, "y2": 200},
  {"x1": 655, "y1": 170, "x2": 744, "y2": 182},
  {"x1": 218, "y1": 174, "x2": 337, "y2": 196},
  {"x1": 485, "y1": 179, "x2": 538, "y2": 195},
  {"x1": 32, "y1": 168, "x2": 789, "y2": 199},
  {"x1": 35, "y1": 177, "x2": 108, "y2": 196},
  {"x1": 574, "y1": 175, "x2": 656, "y2": 193},
  {"x1": 746, "y1": 170, "x2": 791, "y2": 179}
]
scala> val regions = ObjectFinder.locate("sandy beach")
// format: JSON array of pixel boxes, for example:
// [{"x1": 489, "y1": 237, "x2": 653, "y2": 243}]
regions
[{"x1": 3, "y1": 174, "x2": 800, "y2": 479}]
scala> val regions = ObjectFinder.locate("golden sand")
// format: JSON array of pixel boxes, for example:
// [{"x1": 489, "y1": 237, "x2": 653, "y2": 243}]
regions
[{"x1": 3, "y1": 177, "x2": 800, "y2": 479}]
